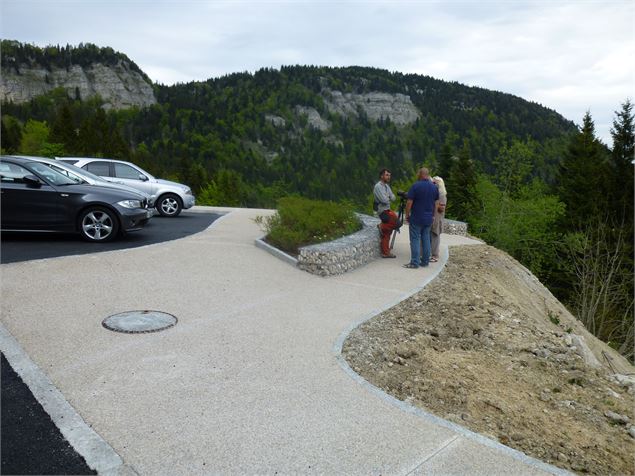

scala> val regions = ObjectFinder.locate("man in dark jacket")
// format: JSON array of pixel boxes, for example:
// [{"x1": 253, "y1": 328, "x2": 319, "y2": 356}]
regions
[{"x1": 403, "y1": 167, "x2": 439, "y2": 268}]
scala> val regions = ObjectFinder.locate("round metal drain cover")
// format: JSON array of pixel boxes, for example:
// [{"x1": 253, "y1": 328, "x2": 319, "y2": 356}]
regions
[{"x1": 102, "y1": 310, "x2": 177, "y2": 334}]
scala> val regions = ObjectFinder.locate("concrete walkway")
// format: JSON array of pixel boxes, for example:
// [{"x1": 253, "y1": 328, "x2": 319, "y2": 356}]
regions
[{"x1": 1, "y1": 207, "x2": 567, "y2": 475}]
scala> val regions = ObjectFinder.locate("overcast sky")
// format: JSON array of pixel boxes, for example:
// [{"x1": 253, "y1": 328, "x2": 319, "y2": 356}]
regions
[{"x1": 2, "y1": 0, "x2": 633, "y2": 145}]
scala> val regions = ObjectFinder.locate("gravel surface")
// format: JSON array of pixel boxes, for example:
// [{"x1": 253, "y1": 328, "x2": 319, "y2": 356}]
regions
[{"x1": 343, "y1": 245, "x2": 635, "y2": 476}]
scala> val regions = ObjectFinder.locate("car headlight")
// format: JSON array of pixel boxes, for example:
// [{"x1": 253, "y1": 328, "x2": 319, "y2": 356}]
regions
[
  {"x1": 117, "y1": 199, "x2": 143, "y2": 209},
  {"x1": 185, "y1": 188, "x2": 192, "y2": 195}
]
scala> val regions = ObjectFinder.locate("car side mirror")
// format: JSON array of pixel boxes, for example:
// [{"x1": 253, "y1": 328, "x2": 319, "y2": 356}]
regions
[
  {"x1": 139, "y1": 174, "x2": 148, "y2": 181},
  {"x1": 23, "y1": 175, "x2": 42, "y2": 187}
]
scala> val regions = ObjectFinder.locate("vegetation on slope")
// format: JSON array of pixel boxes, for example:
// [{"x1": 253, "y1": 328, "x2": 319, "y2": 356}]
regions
[{"x1": 1, "y1": 41, "x2": 632, "y2": 362}]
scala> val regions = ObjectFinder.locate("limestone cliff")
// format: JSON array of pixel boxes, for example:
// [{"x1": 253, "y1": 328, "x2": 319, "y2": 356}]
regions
[
  {"x1": 291, "y1": 89, "x2": 421, "y2": 133},
  {"x1": 322, "y1": 88, "x2": 420, "y2": 125},
  {"x1": 1, "y1": 61, "x2": 156, "y2": 110}
]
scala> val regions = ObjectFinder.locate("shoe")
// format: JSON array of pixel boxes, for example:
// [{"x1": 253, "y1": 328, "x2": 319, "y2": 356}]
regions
[
  {"x1": 382, "y1": 253, "x2": 396, "y2": 258},
  {"x1": 403, "y1": 263, "x2": 419, "y2": 269},
  {"x1": 430, "y1": 256, "x2": 438, "y2": 263}
]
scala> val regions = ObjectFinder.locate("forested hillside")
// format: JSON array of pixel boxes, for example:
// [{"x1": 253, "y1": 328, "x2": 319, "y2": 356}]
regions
[{"x1": 1, "y1": 41, "x2": 632, "y2": 362}]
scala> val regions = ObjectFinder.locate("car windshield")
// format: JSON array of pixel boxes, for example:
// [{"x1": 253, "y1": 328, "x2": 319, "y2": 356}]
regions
[
  {"x1": 39, "y1": 163, "x2": 87, "y2": 184},
  {"x1": 27, "y1": 162, "x2": 78, "y2": 186}
]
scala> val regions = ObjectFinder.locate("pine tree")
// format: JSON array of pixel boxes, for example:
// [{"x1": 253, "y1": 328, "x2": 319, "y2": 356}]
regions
[
  {"x1": 446, "y1": 140, "x2": 478, "y2": 222},
  {"x1": 50, "y1": 103, "x2": 78, "y2": 154},
  {"x1": 609, "y1": 99, "x2": 634, "y2": 223},
  {"x1": 437, "y1": 142, "x2": 454, "y2": 179},
  {"x1": 1, "y1": 115, "x2": 23, "y2": 153},
  {"x1": 556, "y1": 111, "x2": 610, "y2": 229}
]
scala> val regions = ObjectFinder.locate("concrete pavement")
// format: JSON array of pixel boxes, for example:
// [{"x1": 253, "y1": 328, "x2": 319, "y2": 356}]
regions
[{"x1": 1, "y1": 206, "x2": 569, "y2": 475}]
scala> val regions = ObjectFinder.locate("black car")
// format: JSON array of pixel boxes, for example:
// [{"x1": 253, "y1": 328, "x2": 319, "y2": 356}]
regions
[{"x1": 0, "y1": 156, "x2": 152, "y2": 242}]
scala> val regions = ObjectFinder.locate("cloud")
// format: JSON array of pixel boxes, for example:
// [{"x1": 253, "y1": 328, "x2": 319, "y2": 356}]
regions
[{"x1": 2, "y1": 0, "x2": 633, "y2": 143}]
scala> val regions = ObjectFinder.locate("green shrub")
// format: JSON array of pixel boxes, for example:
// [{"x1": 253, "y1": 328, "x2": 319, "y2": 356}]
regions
[{"x1": 256, "y1": 196, "x2": 362, "y2": 254}]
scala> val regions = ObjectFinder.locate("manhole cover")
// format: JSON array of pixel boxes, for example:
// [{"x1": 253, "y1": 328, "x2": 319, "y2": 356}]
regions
[{"x1": 102, "y1": 311, "x2": 177, "y2": 334}]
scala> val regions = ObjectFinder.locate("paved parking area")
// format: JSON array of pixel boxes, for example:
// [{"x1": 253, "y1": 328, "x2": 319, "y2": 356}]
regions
[
  {"x1": 0, "y1": 206, "x2": 566, "y2": 475},
  {"x1": 0, "y1": 210, "x2": 221, "y2": 264}
]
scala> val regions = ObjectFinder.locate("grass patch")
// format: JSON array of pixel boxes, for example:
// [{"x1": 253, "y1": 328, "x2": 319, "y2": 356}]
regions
[
  {"x1": 548, "y1": 311, "x2": 560, "y2": 325},
  {"x1": 255, "y1": 196, "x2": 362, "y2": 255}
]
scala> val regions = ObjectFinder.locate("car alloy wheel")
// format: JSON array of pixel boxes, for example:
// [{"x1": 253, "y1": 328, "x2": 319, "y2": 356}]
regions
[
  {"x1": 157, "y1": 193, "x2": 182, "y2": 217},
  {"x1": 79, "y1": 207, "x2": 119, "y2": 242}
]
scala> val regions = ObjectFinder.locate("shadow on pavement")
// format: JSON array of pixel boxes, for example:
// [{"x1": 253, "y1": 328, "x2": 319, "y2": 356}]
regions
[{"x1": 1, "y1": 211, "x2": 222, "y2": 264}]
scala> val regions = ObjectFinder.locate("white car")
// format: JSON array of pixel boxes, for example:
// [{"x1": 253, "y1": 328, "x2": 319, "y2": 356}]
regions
[{"x1": 59, "y1": 157, "x2": 195, "y2": 217}]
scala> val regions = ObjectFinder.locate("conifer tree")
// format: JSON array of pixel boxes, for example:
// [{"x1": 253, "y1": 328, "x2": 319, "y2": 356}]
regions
[
  {"x1": 437, "y1": 142, "x2": 454, "y2": 179},
  {"x1": 50, "y1": 103, "x2": 78, "y2": 154},
  {"x1": 446, "y1": 140, "x2": 478, "y2": 222},
  {"x1": 609, "y1": 99, "x2": 634, "y2": 223},
  {"x1": 556, "y1": 111, "x2": 610, "y2": 229},
  {"x1": 1, "y1": 115, "x2": 23, "y2": 153}
]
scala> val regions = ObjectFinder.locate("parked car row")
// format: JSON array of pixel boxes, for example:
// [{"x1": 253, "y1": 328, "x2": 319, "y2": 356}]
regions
[
  {"x1": 58, "y1": 157, "x2": 195, "y2": 217},
  {"x1": 0, "y1": 155, "x2": 196, "y2": 243}
]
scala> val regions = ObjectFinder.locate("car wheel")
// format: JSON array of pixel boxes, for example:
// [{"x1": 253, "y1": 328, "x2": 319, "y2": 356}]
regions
[
  {"x1": 157, "y1": 193, "x2": 182, "y2": 217},
  {"x1": 79, "y1": 207, "x2": 120, "y2": 242}
]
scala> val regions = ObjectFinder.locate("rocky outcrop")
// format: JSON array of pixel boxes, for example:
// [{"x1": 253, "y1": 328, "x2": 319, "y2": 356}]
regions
[
  {"x1": 322, "y1": 89, "x2": 420, "y2": 125},
  {"x1": 1, "y1": 61, "x2": 156, "y2": 109},
  {"x1": 265, "y1": 114, "x2": 286, "y2": 128},
  {"x1": 295, "y1": 106, "x2": 331, "y2": 131}
]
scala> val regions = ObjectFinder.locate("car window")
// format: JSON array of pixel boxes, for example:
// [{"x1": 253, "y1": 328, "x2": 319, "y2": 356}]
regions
[
  {"x1": 42, "y1": 163, "x2": 85, "y2": 184},
  {"x1": 0, "y1": 162, "x2": 32, "y2": 184},
  {"x1": 84, "y1": 162, "x2": 111, "y2": 176},
  {"x1": 27, "y1": 162, "x2": 77, "y2": 185},
  {"x1": 63, "y1": 163, "x2": 106, "y2": 182},
  {"x1": 114, "y1": 163, "x2": 142, "y2": 179}
]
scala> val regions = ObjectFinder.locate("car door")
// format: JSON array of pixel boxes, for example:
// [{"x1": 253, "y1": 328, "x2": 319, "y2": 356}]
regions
[
  {"x1": 112, "y1": 162, "x2": 155, "y2": 196},
  {"x1": 0, "y1": 162, "x2": 69, "y2": 230}
]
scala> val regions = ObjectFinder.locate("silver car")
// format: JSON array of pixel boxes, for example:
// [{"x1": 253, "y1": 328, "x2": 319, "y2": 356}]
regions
[
  {"x1": 59, "y1": 157, "x2": 195, "y2": 217},
  {"x1": 9, "y1": 156, "x2": 154, "y2": 211}
]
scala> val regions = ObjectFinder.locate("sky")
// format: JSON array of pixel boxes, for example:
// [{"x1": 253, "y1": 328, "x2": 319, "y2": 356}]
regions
[{"x1": 1, "y1": 0, "x2": 633, "y2": 145}]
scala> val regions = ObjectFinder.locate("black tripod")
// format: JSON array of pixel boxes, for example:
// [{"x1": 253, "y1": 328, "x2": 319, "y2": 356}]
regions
[{"x1": 389, "y1": 194, "x2": 407, "y2": 250}]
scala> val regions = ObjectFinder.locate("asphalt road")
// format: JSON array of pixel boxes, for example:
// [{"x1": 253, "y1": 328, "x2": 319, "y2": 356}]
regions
[
  {"x1": 1, "y1": 210, "x2": 222, "y2": 264},
  {"x1": 1, "y1": 353, "x2": 97, "y2": 475}
]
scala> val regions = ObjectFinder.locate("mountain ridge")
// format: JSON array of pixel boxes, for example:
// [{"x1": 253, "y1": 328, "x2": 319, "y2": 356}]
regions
[{"x1": 1, "y1": 40, "x2": 156, "y2": 109}]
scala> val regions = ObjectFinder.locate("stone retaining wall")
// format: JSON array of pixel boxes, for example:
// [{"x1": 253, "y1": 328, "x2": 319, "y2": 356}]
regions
[
  {"x1": 442, "y1": 218, "x2": 468, "y2": 236},
  {"x1": 297, "y1": 215, "x2": 468, "y2": 277},
  {"x1": 297, "y1": 214, "x2": 381, "y2": 277},
  {"x1": 259, "y1": 214, "x2": 468, "y2": 277}
]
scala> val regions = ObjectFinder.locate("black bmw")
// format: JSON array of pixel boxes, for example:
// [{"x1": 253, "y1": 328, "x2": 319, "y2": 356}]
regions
[{"x1": 0, "y1": 156, "x2": 152, "y2": 242}]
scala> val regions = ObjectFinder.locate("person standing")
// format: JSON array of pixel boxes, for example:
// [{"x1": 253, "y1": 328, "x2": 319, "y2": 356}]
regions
[
  {"x1": 403, "y1": 168, "x2": 439, "y2": 269},
  {"x1": 373, "y1": 168, "x2": 398, "y2": 258},
  {"x1": 430, "y1": 176, "x2": 447, "y2": 263}
]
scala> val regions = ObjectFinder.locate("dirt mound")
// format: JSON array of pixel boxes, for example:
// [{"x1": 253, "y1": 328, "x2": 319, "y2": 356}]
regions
[{"x1": 343, "y1": 245, "x2": 634, "y2": 475}]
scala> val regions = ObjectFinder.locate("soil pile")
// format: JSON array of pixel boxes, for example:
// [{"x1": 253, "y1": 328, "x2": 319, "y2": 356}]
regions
[{"x1": 343, "y1": 245, "x2": 634, "y2": 475}]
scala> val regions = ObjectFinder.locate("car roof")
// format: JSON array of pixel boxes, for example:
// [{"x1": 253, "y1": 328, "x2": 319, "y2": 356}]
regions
[
  {"x1": 1, "y1": 155, "x2": 37, "y2": 162},
  {"x1": 5, "y1": 155, "x2": 58, "y2": 164},
  {"x1": 59, "y1": 157, "x2": 120, "y2": 162}
]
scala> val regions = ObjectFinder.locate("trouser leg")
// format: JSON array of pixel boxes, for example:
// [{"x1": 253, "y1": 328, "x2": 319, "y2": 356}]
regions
[
  {"x1": 421, "y1": 224, "x2": 432, "y2": 266},
  {"x1": 409, "y1": 224, "x2": 422, "y2": 267},
  {"x1": 431, "y1": 231, "x2": 440, "y2": 258},
  {"x1": 379, "y1": 225, "x2": 392, "y2": 255}
]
